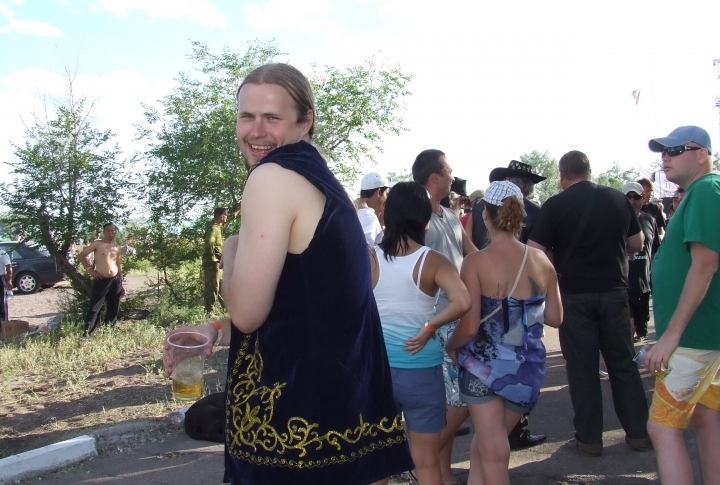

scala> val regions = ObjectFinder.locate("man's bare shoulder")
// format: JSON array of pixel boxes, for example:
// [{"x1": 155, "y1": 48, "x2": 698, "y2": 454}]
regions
[
  {"x1": 80, "y1": 240, "x2": 100, "y2": 254},
  {"x1": 247, "y1": 162, "x2": 323, "y2": 212},
  {"x1": 249, "y1": 162, "x2": 315, "y2": 188}
]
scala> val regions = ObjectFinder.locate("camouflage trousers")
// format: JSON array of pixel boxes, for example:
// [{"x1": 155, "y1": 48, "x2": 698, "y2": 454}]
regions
[{"x1": 202, "y1": 263, "x2": 224, "y2": 313}]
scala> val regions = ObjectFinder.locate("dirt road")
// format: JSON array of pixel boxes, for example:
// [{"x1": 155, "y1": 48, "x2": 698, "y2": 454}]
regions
[{"x1": 7, "y1": 274, "x2": 154, "y2": 327}]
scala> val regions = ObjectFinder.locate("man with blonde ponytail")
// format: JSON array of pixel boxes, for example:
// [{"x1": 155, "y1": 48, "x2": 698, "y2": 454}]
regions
[{"x1": 528, "y1": 150, "x2": 651, "y2": 456}]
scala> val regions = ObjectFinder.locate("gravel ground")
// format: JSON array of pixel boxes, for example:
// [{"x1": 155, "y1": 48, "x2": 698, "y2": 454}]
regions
[{"x1": 6, "y1": 274, "x2": 152, "y2": 327}]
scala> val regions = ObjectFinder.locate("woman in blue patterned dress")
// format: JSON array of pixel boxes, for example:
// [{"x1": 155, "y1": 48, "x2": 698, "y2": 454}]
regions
[{"x1": 444, "y1": 181, "x2": 562, "y2": 485}]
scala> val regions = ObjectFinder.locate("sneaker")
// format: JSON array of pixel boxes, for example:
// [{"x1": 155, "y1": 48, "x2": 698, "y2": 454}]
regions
[{"x1": 634, "y1": 335, "x2": 648, "y2": 343}]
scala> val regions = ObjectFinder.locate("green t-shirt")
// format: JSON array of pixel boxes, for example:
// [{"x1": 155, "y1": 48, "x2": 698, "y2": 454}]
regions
[{"x1": 651, "y1": 173, "x2": 720, "y2": 350}]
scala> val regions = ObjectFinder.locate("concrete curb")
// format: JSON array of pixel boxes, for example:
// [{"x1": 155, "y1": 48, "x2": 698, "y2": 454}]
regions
[{"x1": 0, "y1": 435, "x2": 97, "y2": 484}]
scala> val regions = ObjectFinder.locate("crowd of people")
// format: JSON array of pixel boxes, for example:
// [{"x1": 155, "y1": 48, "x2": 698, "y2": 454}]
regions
[{"x1": 157, "y1": 61, "x2": 719, "y2": 485}]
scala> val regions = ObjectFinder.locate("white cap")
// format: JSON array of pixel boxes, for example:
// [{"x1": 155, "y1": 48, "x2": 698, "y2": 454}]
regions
[
  {"x1": 622, "y1": 182, "x2": 643, "y2": 196},
  {"x1": 360, "y1": 172, "x2": 389, "y2": 191},
  {"x1": 482, "y1": 181, "x2": 523, "y2": 206}
]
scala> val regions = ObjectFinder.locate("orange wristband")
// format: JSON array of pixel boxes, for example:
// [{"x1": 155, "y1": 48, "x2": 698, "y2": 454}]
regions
[{"x1": 210, "y1": 320, "x2": 222, "y2": 346}]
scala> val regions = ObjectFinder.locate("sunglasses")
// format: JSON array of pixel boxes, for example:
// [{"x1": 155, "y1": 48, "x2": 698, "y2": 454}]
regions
[
  {"x1": 626, "y1": 193, "x2": 642, "y2": 201},
  {"x1": 661, "y1": 145, "x2": 703, "y2": 157}
]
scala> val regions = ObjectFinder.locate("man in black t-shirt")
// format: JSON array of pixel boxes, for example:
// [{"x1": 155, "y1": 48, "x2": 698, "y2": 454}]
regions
[
  {"x1": 623, "y1": 182, "x2": 657, "y2": 342},
  {"x1": 528, "y1": 151, "x2": 651, "y2": 456},
  {"x1": 637, "y1": 178, "x2": 666, "y2": 255}
]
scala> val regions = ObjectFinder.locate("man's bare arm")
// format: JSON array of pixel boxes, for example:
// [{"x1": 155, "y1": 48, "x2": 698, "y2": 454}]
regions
[
  {"x1": 78, "y1": 241, "x2": 100, "y2": 277},
  {"x1": 646, "y1": 242, "x2": 718, "y2": 373},
  {"x1": 225, "y1": 164, "x2": 301, "y2": 334}
]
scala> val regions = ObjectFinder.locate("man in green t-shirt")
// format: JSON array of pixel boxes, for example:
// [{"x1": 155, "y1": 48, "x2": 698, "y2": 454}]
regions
[{"x1": 645, "y1": 125, "x2": 720, "y2": 485}]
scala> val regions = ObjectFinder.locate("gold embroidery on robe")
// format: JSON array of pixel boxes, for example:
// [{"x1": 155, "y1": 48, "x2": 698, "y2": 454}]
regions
[{"x1": 226, "y1": 334, "x2": 406, "y2": 468}]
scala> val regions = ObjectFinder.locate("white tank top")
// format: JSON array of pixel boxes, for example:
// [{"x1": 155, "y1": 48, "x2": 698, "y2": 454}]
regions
[{"x1": 374, "y1": 246, "x2": 442, "y2": 368}]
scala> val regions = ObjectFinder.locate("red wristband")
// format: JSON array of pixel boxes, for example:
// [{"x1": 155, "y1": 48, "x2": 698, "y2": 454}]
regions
[{"x1": 423, "y1": 322, "x2": 435, "y2": 334}]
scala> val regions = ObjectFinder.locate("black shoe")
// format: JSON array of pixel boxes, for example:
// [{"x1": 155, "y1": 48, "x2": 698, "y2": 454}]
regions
[
  {"x1": 634, "y1": 335, "x2": 648, "y2": 343},
  {"x1": 455, "y1": 424, "x2": 471, "y2": 437},
  {"x1": 510, "y1": 433, "x2": 547, "y2": 450}
]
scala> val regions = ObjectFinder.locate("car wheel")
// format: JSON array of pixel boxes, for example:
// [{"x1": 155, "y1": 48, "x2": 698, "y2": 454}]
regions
[{"x1": 15, "y1": 272, "x2": 40, "y2": 294}]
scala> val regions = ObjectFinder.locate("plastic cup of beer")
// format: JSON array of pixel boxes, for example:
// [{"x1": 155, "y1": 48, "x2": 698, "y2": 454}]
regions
[
  {"x1": 168, "y1": 331, "x2": 209, "y2": 402},
  {"x1": 633, "y1": 344, "x2": 653, "y2": 368}
]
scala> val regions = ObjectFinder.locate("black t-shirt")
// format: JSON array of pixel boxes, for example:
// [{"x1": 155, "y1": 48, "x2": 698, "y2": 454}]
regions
[
  {"x1": 641, "y1": 201, "x2": 666, "y2": 254},
  {"x1": 522, "y1": 198, "x2": 541, "y2": 244},
  {"x1": 628, "y1": 211, "x2": 656, "y2": 294},
  {"x1": 529, "y1": 181, "x2": 641, "y2": 294}
]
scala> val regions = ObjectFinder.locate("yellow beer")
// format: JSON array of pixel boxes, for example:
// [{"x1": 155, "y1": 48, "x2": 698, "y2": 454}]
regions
[{"x1": 172, "y1": 359, "x2": 204, "y2": 401}]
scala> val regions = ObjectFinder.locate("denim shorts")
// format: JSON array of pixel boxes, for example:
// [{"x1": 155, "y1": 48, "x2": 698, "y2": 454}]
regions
[
  {"x1": 390, "y1": 365, "x2": 446, "y2": 433},
  {"x1": 458, "y1": 367, "x2": 530, "y2": 414}
]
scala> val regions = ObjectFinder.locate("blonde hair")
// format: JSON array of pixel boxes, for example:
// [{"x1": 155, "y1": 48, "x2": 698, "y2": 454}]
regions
[{"x1": 485, "y1": 196, "x2": 525, "y2": 238}]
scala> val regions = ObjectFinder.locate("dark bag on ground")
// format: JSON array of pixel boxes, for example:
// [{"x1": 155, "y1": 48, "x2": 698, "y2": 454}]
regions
[{"x1": 184, "y1": 391, "x2": 225, "y2": 443}]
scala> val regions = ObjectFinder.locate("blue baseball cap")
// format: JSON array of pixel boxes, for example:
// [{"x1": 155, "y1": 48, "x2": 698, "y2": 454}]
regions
[{"x1": 649, "y1": 125, "x2": 712, "y2": 153}]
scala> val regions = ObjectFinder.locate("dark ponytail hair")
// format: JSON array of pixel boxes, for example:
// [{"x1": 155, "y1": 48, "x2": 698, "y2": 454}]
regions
[
  {"x1": 379, "y1": 182, "x2": 432, "y2": 261},
  {"x1": 484, "y1": 196, "x2": 525, "y2": 238}
]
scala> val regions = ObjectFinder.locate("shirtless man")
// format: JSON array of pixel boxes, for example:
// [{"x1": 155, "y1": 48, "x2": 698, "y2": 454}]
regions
[{"x1": 78, "y1": 223, "x2": 125, "y2": 335}]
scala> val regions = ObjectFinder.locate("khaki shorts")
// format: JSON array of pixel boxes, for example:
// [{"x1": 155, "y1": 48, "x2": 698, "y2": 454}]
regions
[{"x1": 649, "y1": 348, "x2": 720, "y2": 429}]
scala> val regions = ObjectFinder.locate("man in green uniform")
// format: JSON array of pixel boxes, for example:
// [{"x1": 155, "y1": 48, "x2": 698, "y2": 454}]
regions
[{"x1": 203, "y1": 207, "x2": 232, "y2": 313}]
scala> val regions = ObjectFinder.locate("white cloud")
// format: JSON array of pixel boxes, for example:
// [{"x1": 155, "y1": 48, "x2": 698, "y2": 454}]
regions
[
  {"x1": 243, "y1": 0, "x2": 344, "y2": 35},
  {"x1": 90, "y1": 0, "x2": 227, "y2": 28},
  {"x1": 0, "y1": 4, "x2": 63, "y2": 37}
]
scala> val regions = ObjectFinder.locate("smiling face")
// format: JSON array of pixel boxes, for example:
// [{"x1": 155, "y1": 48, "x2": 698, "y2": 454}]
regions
[
  {"x1": 236, "y1": 83, "x2": 313, "y2": 169},
  {"x1": 434, "y1": 156, "x2": 453, "y2": 199}
]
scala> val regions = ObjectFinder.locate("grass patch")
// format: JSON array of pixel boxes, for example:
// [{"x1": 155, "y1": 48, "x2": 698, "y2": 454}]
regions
[
  {"x1": 0, "y1": 320, "x2": 164, "y2": 388},
  {"x1": 0, "y1": 278, "x2": 230, "y2": 457}
]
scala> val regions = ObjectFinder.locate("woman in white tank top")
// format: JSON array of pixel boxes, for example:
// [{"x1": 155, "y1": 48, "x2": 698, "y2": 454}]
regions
[{"x1": 369, "y1": 182, "x2": 471, "y2": 485}]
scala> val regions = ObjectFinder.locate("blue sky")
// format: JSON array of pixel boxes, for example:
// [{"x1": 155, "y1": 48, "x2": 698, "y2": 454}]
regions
[{"x1": 1, "y1": 0, "x2": 719, "y2": 195}]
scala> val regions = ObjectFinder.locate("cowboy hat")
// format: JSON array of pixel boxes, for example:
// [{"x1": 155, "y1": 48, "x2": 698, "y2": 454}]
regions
[{"x1": 489, "y1": 160, "x2": 546, "y2": 184}]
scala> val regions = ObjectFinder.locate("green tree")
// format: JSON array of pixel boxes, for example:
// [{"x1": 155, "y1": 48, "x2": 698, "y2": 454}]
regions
[
  {"x1": 0, "y1": 77, "x2": 132, "y2": 296},
  {"x1": 594, "y1": 160, "x2": 639, "y2": 191},
  {"x1": 520, "y1": 150, "x2": 561, "y2": 204}
]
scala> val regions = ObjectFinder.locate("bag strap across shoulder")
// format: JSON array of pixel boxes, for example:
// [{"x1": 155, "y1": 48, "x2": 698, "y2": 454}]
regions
[{"x1": 480, "y1": 245, "x2": 529, "y2": 324}]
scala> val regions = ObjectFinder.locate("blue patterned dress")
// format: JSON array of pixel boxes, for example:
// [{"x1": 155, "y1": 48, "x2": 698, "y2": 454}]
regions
[{"x1": 458, "y1": 294, "x2": 546, "y2": 410}]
